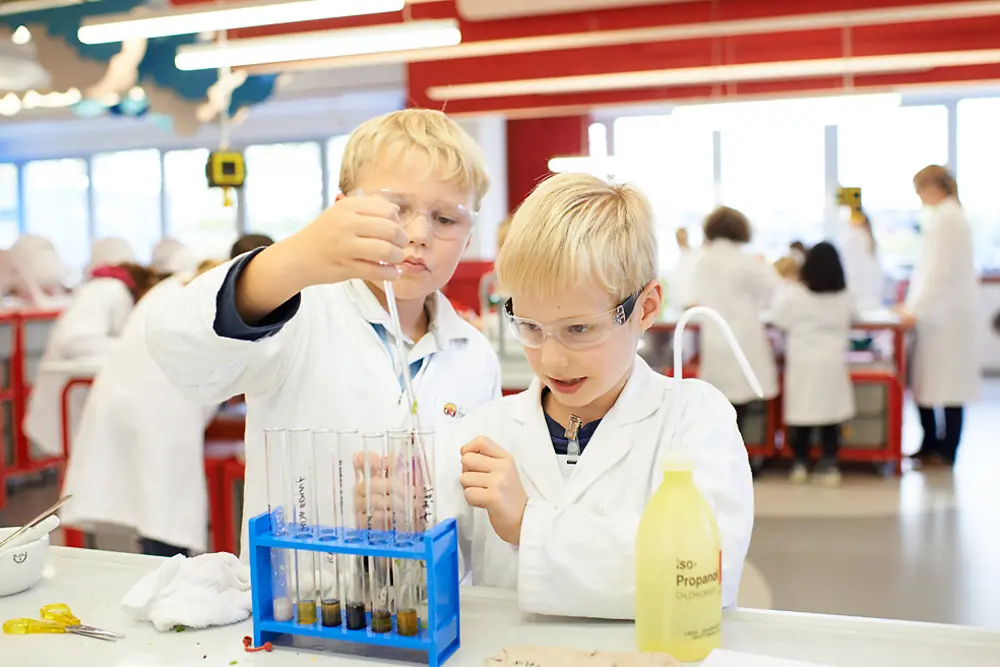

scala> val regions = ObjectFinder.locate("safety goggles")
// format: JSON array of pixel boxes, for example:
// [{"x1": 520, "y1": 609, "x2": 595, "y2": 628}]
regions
[
  {"x1": 503, "y1": 285, "x2": 646, "y2": 350},
  {"x1": 354, "y1": 189, "x2": 474, "y2": 241}
]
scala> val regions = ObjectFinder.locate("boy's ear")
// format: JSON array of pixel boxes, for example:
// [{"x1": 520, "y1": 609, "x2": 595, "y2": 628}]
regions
[{"x1": 639, "y1": 281, "x2": 663, "y2": 330}]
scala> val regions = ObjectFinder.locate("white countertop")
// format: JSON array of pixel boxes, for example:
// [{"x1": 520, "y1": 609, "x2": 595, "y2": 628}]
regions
[{"x1": 2, "y1": 547, "x2": 999, "y2": 667}]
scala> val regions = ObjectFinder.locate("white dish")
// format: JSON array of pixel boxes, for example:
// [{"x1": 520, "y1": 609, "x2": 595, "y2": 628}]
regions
[{"x1": 0, "y1": 526, "x2": 49, "y2": 597}]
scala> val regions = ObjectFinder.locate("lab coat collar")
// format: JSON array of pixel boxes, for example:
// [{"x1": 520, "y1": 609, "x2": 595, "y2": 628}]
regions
[
  {"x1": 509, "y1": 356, "x2": 665, "y2": 504},
  {"x1": 344, "y1": 280, "x2": 471, "y2": 352}
]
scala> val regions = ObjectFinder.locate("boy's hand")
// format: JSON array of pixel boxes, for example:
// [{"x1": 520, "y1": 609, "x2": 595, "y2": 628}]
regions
[
  {"x1": 460, "y1": 437, "x2": 527, "y2": 546},
  {"x1": 236, "y1": 195, "x2": 409, "y2": 322}
]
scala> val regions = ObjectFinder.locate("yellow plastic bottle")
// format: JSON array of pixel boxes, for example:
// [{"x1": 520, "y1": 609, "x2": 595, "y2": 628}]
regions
[{"x1": 635, "y1": 455, "x2": 722, "y2": 662}]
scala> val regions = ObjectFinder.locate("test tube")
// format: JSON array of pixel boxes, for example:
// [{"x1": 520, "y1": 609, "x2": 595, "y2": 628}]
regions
[
  {"x1": 312, "y1": 430, "x2": 341, "y2": 627},
  {"x1": 264, "y1": 429, "x2": 294, "y2": 623},
  {"x1": 388, "y1": 429, "x2": 419, "y2": 636},
  {"x1": 338, "y1": 430, "x2": 368, "y2": 631},
  {"x1": 413, "y1": 429, "x2": 436, "y2": 630},
  {"x1": 363, "y1": 432, "x2": 393, "y2": 633},
  {"x1": 289, "y1": 429, "x2": 318, "y2": 626}
]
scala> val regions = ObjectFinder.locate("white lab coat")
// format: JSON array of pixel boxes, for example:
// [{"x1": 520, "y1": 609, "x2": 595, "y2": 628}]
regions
[
  {"x1": 60, "y1": 278, "x2": 218, "y2": 552},
  {"x1": 905, "y1": 198, "x2": 981, "y2": 406},
  {"x1": 146, "y1": 260, "x2": 502, "y2": 557},
  {"x1": 840, "y1": 226, "x2": 883, "y2": 309},
  {"x1": 669, "y1": 247, "x2": 701, "y2": 310},
  {"x1": 439, "y1": 357, "x2": 754, "y2": 617},
  {"x1": 24, "y1": 278, "x2": 134, "y2": 457},
  {"x1": 691, "y1": 239, "x2": 779, "y2": 403},
  {"x1": 772, "y1": 285, "x2": 856, "y2": 426}
]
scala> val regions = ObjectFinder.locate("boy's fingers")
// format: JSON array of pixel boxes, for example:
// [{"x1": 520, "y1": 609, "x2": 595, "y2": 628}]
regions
[
  {"x1": 352, "y1": 238, "x2": 405, "y2": 267},
  {"x1": 463, "y1": 486, "x2": 492, "y2": 509},
  {"x1": 460, "y1": 471, "x2": 491, "y2": 489},
  {"x1": 460, "y1": 437, "x2": 506, "y2": 458},
  {"x1": 346, "y1": 195, "x2": 400, "y2": 220},
  {"x1": 461, "y1": 452, "x2": 497, "y2": 474},
  {"x1": 354, "y1": 261, "x2": 402, "y2": 283},
  {"x1": 352, "y1": 216, "x2": 409, "y2": 247}
]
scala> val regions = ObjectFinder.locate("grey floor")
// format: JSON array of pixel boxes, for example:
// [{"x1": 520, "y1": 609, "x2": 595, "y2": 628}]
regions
[{"x1": 2, "y1": 382, "x2": 999, "y2": 629}]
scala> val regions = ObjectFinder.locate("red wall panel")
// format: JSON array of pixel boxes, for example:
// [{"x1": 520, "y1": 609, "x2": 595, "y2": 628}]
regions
[{"x1": 506, "y1": 115, "x2": 588, "y2": 212}]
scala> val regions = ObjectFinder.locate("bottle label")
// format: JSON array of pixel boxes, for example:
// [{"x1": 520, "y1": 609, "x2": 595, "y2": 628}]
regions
[{"x1": 674, "y1": 553, "x2": 721, "y2": 602}]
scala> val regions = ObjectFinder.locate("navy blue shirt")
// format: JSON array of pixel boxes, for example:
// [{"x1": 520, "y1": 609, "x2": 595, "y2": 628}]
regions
[{"x1": 213, "y1": 248, "x2": 301, "y2": 341}]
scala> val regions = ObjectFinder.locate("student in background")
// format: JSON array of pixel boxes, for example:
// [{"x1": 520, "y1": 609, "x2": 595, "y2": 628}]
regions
[
  {"x1": 440, "y1": 174, "x2": 753, "y2": 616},
  {"x1": 231, "y1": 233, "x2": 275, "y2": 258},
  {"x1": 146, "y1": 109, "x2": 501, "y2": 558},
  {"x1": 897, "y1": 165, "x2": 980, "y2": 466},
  {"x1": 669, "y1": 227, "x2": 700, "y2": 310},
  {"x1": 86, "y1": 237, "x2": 136, "y2": 280},
  {"x1": 772, "y1": 242, "x2": 856, "y2": 487},
  {"x1": 151, "y1": 238, "x2": 199, "y2": 278},
  {"x1": 691, "y1": 207, "x2": 779, "y2": 429},
  {"x1": 61, "y1": 259, "x2": 225, "y2": 556},
  {"x1": 25, "y1": 262, "x2": 159, "y2": 458},
  {"x1": 841, "y1": 209, "x2": 883, "y2": 309},
  {"x1": 8, "y1": 235, "x2": 70, "y2": 306}
]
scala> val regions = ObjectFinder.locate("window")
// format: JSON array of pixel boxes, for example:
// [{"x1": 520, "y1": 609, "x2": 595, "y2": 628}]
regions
[
  {"x1": 612, "y1": 115, "x2": 716, "y2": 271},
  {"x1": 164, "y1": 149, "x2": 238, "y2": 260},
  {"x1": 327, "y1": 135, "x2": 350, "y2": 196},
  {"x1": 91, "y1": 149, "x2": 162, "y2": 262},
  {"x1": 720, "y1": 122, "x2": 826, "y2": 254},
  {"x1": 0, "y1": 164, "x2": 18, "y2": 248},
  {"x1": 23, "y1": 159, "x2": 90, "y2": 274},
  {"x1": 957, "y1": 98, "x2": 1000, "y2": 269},
  {"x1": 838, "y1": 105, "x2": 948, "y2": 269},
  {"x1": 245, "y1": 142, "x2": 323, "y2": 240}
]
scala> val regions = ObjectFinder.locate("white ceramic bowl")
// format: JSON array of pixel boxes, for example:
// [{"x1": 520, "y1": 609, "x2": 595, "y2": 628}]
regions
[{"x1": 0, "y1": 527, "x2": 49, "y2": 597}]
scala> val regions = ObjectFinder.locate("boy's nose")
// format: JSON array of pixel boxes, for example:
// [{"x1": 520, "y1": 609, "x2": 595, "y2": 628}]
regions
[
  {"x1": 405, "y1": 211, "x2": 433, "y2": 245},
  {"x1": 539, "y1": 334, "x2": 571, "y2": 369}
]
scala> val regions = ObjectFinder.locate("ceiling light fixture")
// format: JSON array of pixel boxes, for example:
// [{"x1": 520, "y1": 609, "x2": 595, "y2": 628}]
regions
[
  {"x1": 175, "y1": 20, "x2": 462, "y2": 71},
  {"x1": 78, "y1": 0, "x2": 404, "y2": 45}
]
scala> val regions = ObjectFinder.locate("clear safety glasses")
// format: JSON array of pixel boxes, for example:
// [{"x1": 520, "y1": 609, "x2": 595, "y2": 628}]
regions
[
  {"x1": 353, "y1": 189, "x2": 474, "y2": 241},
  {"x1": 503, "y1": 286, "x2": 647, "y2": 350}
]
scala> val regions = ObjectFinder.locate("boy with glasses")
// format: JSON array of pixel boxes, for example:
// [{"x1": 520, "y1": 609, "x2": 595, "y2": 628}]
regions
[{"x1": 441, "y1": 173, "x2": 754, "y2": 618}]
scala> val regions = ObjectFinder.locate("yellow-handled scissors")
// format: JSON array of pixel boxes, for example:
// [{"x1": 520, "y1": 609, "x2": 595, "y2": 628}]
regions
[{"x1": 3, "y1": 603, "x2": 124, "y2": 641}]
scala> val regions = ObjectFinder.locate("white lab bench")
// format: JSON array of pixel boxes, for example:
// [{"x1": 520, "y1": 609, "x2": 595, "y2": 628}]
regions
[{"x1": 3, "y1": 547, "x2": 999, "y2": 666}]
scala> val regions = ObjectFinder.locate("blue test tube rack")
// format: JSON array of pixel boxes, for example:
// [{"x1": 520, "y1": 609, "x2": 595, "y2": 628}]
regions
[{"x1": 248, "y1": 513, "x2": 461, "y2": 667}]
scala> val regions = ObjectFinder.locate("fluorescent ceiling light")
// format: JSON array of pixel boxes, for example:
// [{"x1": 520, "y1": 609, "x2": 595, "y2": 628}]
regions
[
  {"x1": 78, "y1": 0, "x2": 404, "y2": 45},
  {"x1": 671, "y1": 93, "x2": 902, "y2": 128},
  {"x1": 426, "y1": 50, "x2": 1000, "y2": 100},
  {"x1": 12, "y1": 25, "x2": 31, "y2": 45},
  {"x1": 175, "y1": 20, "x2": 461, "y2": 71},
  {"x1": 0, "y1": 0, "x2": 90, "y2": 16},
  {"x1": 548, "y1": 156, "x2": 622, "y2": 175}
]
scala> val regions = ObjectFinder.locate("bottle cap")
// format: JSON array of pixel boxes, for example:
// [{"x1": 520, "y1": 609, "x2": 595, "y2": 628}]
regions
[{"x1": 660, "y1": 448, "x2": 695, "y2": 472}]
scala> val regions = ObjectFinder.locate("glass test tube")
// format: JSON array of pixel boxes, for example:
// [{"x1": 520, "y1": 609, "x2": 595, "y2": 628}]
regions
[
  {"x1": 338, "y1": 430, "x2": 368, "y2": 631},
  {"x1": 388, "y1": 429, "x2": 419, "y2": 636},
  {"x1": 363, "y1": 431, "x2": 393, "y2": 634},
  {"x1": 289, "y1": 429, "x2": 318, "y2": 626},
  {"x1": 312, "y1": 430, "x2": 342, "y2": 627},
  {"x1": 264, "y1": 429, "x2": 294, "y2": 623},
  {"x1": 413, "y1": 430, "x2": 436, "y2": 631}
]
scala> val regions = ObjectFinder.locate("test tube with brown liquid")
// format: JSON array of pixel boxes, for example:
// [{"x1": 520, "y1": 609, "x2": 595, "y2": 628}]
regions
[
  {"x1": 313, "y1": 430, "x2": 342, "y2": 627},
  {"x1": 264, "y1": 429, "x2": 294, "y2": 623},
  {"x1": 339, "y1": 430, "x2": 368, "y2": 631},
  {"x1": 413, "y1": 430, "x2": 437, "y2": 631},
  {"x1": 389, "y1": 429, "x2": 420, "y2": 636},
  {"x1": 289, "y1": 429, "x2": 319, "y2": 626},
  {"x1": 364, "y1": 432, "x2": 393, "y2": 633}
]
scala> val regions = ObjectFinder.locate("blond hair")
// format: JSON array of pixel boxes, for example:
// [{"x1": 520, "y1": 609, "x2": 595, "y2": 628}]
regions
[
  {"x1": 496, "y1": 216, "x2": 513, "y2": 253},
  {"x1": 496, "y1": 173, "x2": 657, "y2": 302},
  {"x1": 339, "y1": 109, "x2": 491, "y2": 211}
]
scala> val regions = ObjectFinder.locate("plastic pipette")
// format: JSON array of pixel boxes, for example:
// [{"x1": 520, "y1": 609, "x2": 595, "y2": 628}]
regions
[{"x1": 382, "y1": 280, "x2": 420, "y2": 424}]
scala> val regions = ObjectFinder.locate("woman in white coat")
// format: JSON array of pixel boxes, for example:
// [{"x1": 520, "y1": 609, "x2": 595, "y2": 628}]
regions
[
  {"x1": 61, "y1": 261, "x2": 222, "y2": 557},
  {"x1": 7, "y1": 235, "x2": 70, "y2": 306},
  {"x1": 897, "y1": 166, "x2": 980, "y2": 465},
  {"x1": 85, "y1": 237, "x2": 136, "y2": 280},
  {"x1": 772, "y1": 242, "x2": 856, "y2": 486},
  {"x1": 841, "y1": 209, "x2": 884, "y2": 310},
  {"x1": 24, "y1": 262, "x2": 157, "y2": 458},
  {"x1": 691, "y1": 207, "x2": 780, "y2": 428}
]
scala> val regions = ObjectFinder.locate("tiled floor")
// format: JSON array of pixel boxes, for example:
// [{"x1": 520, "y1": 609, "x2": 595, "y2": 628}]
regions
[{"x1": 2, "y1": 381, "x2": 999, "y2": 629}]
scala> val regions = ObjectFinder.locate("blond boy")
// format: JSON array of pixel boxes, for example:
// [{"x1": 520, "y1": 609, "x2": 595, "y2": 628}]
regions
[
  {"x1": 147, "y1": 109, "x2": 502, "y2": 557},
  {"x1": 442, "y1": 174, "x2": 753, "y2": 618}
]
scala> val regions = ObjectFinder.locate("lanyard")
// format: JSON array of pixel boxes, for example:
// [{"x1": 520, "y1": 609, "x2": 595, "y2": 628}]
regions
[{"x1": 370, "y1": 322, "x2": 428, "y2": 394}]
